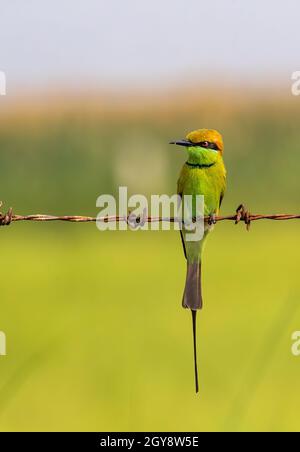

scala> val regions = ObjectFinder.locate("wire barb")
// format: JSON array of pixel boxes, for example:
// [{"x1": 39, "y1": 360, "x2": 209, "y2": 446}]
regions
[
  {"x1": 126, "y1": 208, "x2": 148, "y2": 229},
  {"x1": 0, "y1": 202, "x2": 13, "y2": 226},
  {"x1": 235, "y1": 204, "x2": 251, "y2": 230}
]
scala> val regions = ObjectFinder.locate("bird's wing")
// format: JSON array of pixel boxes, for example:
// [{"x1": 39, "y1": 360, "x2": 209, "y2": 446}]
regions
[
  {"x1": 177, "y1": 192, "x2": 187, "y2": 260},
  {"x1": 219, "y1": 171, "x2": 227, "y2": 209},
  {"x1": 219, "y1": 191, "x2": 225, "y2": 208}
]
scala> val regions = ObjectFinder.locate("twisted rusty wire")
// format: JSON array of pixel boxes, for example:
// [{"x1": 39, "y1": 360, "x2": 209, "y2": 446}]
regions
[{"x1": 0, "y1": 203, "x2": 299, "y2": 230}]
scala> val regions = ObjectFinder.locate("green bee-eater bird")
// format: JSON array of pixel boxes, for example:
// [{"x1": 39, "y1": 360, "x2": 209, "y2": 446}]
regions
[{"x1": 170, "y1": 129, "x2": 226, "y2": 392}]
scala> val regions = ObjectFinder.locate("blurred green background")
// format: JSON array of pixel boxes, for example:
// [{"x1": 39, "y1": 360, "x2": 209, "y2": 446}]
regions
[{"x1": 0, "y1": 91, "x2": 300, "y2": 432}]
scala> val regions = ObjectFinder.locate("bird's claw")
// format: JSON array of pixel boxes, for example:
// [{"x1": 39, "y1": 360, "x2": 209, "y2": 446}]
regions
[{"x1": 208, "y1": 213, "x2": 217, "y2": 226}]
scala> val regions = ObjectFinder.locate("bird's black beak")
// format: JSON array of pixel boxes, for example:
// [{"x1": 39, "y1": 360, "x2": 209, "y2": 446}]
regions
[{"x1": 169, "y1": 139, "x2": 192, "y2": 147}]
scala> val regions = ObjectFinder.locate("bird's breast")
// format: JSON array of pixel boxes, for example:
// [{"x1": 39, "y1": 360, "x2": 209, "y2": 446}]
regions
[{"x1": 177, "y1": 163, "x2": 226, "y2": 216}]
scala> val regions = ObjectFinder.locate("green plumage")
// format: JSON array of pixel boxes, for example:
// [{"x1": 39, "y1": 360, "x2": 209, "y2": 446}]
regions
[{"x1": 178, "y1": 149, "x2": 226, "y2": 265}]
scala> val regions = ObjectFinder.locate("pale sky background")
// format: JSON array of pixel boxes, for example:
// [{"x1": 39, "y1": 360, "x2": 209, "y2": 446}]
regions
[{"x1": 0, "y1": 0, "x2": 299, "y2": 90}]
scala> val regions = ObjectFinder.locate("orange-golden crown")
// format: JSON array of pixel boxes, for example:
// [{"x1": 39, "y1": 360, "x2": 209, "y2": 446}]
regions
[{"x1": 186, "y1": 129, "x2": 224, "y2": 153}]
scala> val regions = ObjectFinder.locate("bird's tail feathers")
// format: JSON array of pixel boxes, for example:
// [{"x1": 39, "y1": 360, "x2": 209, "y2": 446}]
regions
[
  {"x1": 182, "y1": 262, "x2": 202, "y2": 393},
  {"x1": 182, "y1": 261, "x2": 202, "y2": 310}
]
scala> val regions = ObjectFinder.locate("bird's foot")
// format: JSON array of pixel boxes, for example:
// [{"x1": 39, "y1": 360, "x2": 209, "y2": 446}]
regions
[{"x1": 208, "y1": 213, "x2": 217, "y2": 226}]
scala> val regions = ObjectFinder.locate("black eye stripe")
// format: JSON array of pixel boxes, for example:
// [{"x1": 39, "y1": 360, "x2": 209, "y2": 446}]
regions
[{"x1": 190, "y1": 141, "x2": 219, "y2": 150}]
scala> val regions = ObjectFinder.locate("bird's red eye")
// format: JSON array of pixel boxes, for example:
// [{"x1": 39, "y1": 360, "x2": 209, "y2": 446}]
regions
[{"x1": 201, "y1": 141, "x2": 209, "y2": 147}]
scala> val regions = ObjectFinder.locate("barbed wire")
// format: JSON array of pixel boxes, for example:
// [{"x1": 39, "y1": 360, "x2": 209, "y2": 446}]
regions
[{"x1": 0, "y1": 202, "x2": 299, "y2": 230}]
